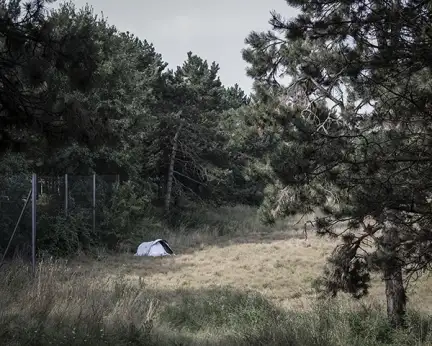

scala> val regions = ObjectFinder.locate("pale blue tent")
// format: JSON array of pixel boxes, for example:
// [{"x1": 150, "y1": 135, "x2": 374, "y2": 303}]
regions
[{"x1": 135, "y1": 239, "x2": 174, "y2": 257}]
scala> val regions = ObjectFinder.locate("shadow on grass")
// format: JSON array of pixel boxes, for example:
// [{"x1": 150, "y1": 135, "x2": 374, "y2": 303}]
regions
[
  {"x1": 0, "y1": 262, "x2": 431, "y2": 346},
  {"x1": 152, "y1": 287, "x2": 432, "y2": 346},
  {"x1": 159, "y1": 206, "x2": 318, "y2": 255}
]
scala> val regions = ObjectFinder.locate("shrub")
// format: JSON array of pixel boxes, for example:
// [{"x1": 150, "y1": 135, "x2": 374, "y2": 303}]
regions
[
  {"x1": 37, "y1": 211, "x2": 94, "y2": 257},
  {"x1": 100, "y1": 181, "x2": 153, "y2": 249}
]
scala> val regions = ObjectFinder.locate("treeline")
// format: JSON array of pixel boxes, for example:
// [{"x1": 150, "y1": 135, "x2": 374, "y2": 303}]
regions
[{"x1": 0, "y1": 1, "x2": 264, "y2": 255}]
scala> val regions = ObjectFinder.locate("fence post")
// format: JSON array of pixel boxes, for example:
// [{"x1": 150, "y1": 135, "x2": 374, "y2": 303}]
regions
[
  {"x1": 64, "y1": 174, "x2": 68, "y2": 217},
  {"x1": 92, "y1": 174, "x2": 96, "y2": 233},
  {"x1": 0, "y1": 189, "x2": 32, "y2": 270},
  {"x1": 31, "y1": 173, "x2": 37, "y2": 277}
]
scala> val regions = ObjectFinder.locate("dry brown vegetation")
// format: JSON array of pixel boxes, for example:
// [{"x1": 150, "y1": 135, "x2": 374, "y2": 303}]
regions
[
  {"x1": 99, "y1": 231, "x2": 432, "y2": 313},
  {"x1": 1, "y1": 206, "x2": 432, "y2": 345}
]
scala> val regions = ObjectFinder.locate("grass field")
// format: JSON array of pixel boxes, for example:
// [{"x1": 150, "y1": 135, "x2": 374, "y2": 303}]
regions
[{"x1": 1, "y1": 206, "x2": 432, "y2": 345}]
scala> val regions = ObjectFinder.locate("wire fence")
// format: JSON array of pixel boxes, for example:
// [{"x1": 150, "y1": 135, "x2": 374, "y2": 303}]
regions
[
  {"x1": 0, "y1": 173, "x2": 32, "y2": 258},
  {"x1": 0, "y1": 174, "x2": 120, "y2": 265},
  {"x1": 37, "y1": 174, "x2": 120, "y2": 227}
]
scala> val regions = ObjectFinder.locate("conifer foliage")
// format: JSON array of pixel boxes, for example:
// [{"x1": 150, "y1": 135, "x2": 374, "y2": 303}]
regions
[
  {"x1": 243, "y1": 0, "x2": 432, "y2": 326},
  {"x1": 0, "y1": 0, "x2": 115, "y2": 153},
  {"x1": 0, "y1": 1, "x2": 253, "y2": 256}
]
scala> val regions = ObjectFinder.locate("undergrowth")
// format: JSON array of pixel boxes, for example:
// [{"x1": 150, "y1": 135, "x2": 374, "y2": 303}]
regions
[{"x1": 0, "y1": 260, "x2": 431, "y2": 346}]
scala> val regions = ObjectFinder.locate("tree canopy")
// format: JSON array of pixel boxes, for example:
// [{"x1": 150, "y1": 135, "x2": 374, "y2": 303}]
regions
[
  {"x1": 242, "y1": 0, "x2": 432, "y2": 327},
  {"x1": 0, "y1": 0, "x2": 256, "y2": 255}
]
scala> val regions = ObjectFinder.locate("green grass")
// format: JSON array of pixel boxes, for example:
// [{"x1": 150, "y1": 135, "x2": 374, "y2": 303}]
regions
[{"x1": 0, "y1": 260, "x2": 431, "y2": 346}]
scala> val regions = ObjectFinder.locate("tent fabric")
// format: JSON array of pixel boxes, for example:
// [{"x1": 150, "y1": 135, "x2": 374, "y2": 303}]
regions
[{"x1": 135, "y1": 239, "x2": 174, "y2": 256}]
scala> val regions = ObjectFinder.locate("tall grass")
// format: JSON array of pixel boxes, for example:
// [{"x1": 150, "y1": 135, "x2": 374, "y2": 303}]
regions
[
  {"x1": 0, "y1": 260, "x2": 431, "y2": 346},
  {"x1": 0, "y1": 205, "x2": 430, "y2": 345}
]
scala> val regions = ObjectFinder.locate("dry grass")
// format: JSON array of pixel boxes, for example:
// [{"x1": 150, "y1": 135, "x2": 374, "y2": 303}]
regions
[
  {"x1": 1, "y1": 206, "x2": 432, "y2": 345},
  {"x1": 76, "y1": 229, "x2": 432, "y2": 313}
]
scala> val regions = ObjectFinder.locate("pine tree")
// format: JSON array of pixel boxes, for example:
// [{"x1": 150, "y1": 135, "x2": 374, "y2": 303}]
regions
[
  {"x1": 243, "y1": 0, "x2": 432, "y2": 327},
  {"x1": 0, "y1": 0, "x2": 119, "y2": 158},
  {"x1": 154, "y1": 52, "x2": 249, "y2": 216}
]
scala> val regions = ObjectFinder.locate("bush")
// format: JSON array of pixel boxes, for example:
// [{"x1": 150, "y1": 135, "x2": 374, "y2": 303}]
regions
[
  {"x1": 0, "y1": 153, "x2": 32, "y2": 257},
  {"x1": 168, "y1": 204, "x2": 272, "y2": 236},
  {"x1": 37, "y1": 211, "x2": 94, "y2": 257},
  {"x1": 100, "y1": 181, "x2": 154, "y2": 249}
]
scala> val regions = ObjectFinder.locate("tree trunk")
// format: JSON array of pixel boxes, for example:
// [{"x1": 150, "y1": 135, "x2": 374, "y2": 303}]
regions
[
  {"x1": 382, "y1": 226, "x2": 406, "y2": 328},
  {"x1": 164, "y1": 123, "x2": 183, "y2": 216},
  {"x1": 157, "y1": 119, "x2": 169, "y2": 205},
  {"x1": 384, "y1": 263, "x2": 406, "y2": 328}
]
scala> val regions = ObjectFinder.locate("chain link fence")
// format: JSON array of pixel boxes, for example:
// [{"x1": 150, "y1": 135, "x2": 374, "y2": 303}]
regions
[
  {"x1": 0, "y1": 173, "x2": 32, "y2": 257},
  {"x1": 0, "y1": 174, "x2": 120, "y2": 259}
]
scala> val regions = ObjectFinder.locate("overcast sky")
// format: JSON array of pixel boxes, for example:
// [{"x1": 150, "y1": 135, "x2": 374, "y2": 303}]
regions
[{"x1": 64, "y1": 0, "x2": 298, "y2": 94}]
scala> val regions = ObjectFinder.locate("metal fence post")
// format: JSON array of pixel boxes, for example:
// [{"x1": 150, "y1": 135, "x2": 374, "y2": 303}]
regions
[
  {"x1": 31, "y1": 173, "x2": 37, "y2": 277},
  {"x1": 65, "y1": 174, "x2": 68, "y2": 217},
  {"x1": 92, "y1": 174, "x2": 96, "y2": 233}
]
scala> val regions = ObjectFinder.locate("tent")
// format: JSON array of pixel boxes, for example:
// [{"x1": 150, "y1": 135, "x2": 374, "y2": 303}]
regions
[{"x1": 135, "y1": 239, "x2": 174, "y2": 257}]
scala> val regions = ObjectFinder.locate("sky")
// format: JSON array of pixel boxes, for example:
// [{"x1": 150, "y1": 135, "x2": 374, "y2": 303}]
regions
[{"x1": 63, "y1": 0, "x2": 298, "y2": 94}]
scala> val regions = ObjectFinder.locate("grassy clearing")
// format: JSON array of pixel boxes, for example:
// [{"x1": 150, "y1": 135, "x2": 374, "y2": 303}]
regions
[{"x1": 1, "y1": 205, "x2": 432, "y2": 345}]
